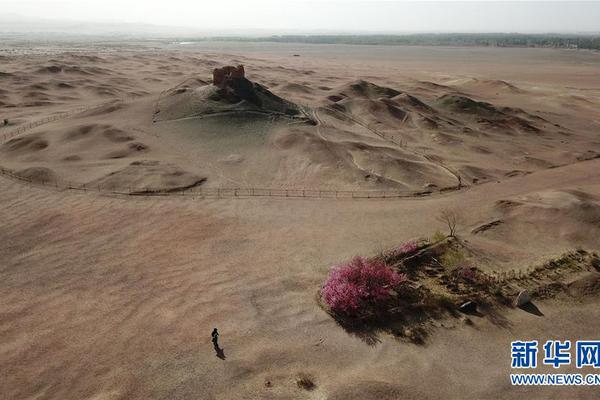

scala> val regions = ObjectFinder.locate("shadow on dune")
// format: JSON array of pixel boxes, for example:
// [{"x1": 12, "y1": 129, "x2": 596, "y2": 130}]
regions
[
  {"x1": 519, "y1": 301, "x2": 544, "y2": 317},
  {"x1": 345, "y1": 326, "x2": 383, "y2": 346},
  {"x1": 213, "y1": 343, "x2": 226, "y2": 360}
]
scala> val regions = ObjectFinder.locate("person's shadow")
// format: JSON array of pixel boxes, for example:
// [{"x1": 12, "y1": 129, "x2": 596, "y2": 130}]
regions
[{"x1": 213, "y1": 341, "x2": 226, "y2": 360}]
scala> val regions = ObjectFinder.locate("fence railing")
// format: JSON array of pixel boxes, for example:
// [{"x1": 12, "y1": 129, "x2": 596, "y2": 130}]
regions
[
  {"x1": 0, "y1": 165, "x2": 447, "y2": 199},
  {"x1": 132, "y1": 187, "x2": 440, "y2": 199}
]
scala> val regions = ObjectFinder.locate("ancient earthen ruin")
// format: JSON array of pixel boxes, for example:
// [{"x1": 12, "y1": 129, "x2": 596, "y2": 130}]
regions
[
  {"x1": 206, "y1": 64, "x2": 303, "y2": 117},
  {"x1": 213, "y1": 65, "x2": 245, "y2": 89}
]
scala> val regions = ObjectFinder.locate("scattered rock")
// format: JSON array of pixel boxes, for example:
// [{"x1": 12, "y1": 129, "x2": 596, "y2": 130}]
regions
[
  {"x1": 296, "y1": 373, "x2": 316, "y2": 391},
  {"x1": 128, "y1": 142, "x2": 148, "y2": 152},
  {"x1": 459, "y1": 301, "x2": 478, "y2": 314},
  {"x1": 514, "y1": 290, "x2": 531, "y2": 307},
  {"x1": 471, "y1": 219, "x2": 503, "y2": 234}
]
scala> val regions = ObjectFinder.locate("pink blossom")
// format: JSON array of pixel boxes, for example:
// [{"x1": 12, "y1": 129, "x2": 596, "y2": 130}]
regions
[
  {"x1": 386, "y1": 241, "x2": 418, "y2": 259},
  {"x1": 456, "y1": 264, "x2": 484, "y2": 284},
  {"x1": 321, "y1": 256, "x2": 406, "y2": 316}
]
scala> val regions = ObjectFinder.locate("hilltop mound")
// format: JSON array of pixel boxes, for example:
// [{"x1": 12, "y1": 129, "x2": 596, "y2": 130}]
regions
[
  {"x1": 330, "y1": 80, "x2": 401, "y2": 101},
  {"x1": 434, "y1": 94, "x2": 542, "y2": 134},
  {"x1": 89, "y1": 160, "x2": 207, "y2": 193},
  {"x1": 435, "y1": 94, "x2": 502, "y2": 117},
  {"x1": 154, "y1": 65, "x2": 308, "y2": 122},
  {"x1": 454, "y1": 78, "x2": 525, "y2": 94}
]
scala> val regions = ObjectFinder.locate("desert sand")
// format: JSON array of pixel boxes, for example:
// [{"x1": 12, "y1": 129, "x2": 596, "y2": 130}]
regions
[{"x1": 2, "y1": 41, "x2": 600, "y2": 399}]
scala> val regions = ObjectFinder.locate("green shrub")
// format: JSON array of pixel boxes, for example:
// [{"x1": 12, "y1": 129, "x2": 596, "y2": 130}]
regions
[
  {"x1": 436, "y1": 293, "x2": 456, "y2": 310},
  {"x1": 430, "y1": 230, "x2": 446, "y2": 243},
  {"x1": 441, "y1": 248, "x2": 467, "y2": 269}
]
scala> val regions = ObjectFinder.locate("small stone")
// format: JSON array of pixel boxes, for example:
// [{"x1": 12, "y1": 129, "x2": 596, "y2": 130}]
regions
[
  {"x1": 515, "y1": 290, "x2": 531, "y2": 307},
  {"x1": 459, "y1": 301, "x2": 478, "y2": 314}
]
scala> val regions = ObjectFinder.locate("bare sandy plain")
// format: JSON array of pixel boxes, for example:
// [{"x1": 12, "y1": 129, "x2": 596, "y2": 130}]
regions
[{"x1": 2, "y1": 40, "x2": 600, "y2": 399}]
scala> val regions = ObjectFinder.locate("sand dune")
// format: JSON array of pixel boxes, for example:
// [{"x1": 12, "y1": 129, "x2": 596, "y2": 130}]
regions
[
  {"x1": 2, "y1": 43, "x2": 600, "y2": 400},
  {"x1": 452, "y1": 78, "x2": 526, "y2": 94},
  {"x1": 494, "y1": 189, "x2": 600, "y2": 249},
  {"x1": 0, "y1": 61, "x2": 595, "y2": 192},
  {"x1": 89, "y1": 160, "x2": 207, "y2": 192}
]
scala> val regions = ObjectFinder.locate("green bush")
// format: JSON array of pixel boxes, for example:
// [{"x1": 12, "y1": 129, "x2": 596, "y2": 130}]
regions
[
  {"x1": 441, "y1": 248, "x2": 467, "y2": 269},
  {"x1": 430, "y1": 230, "x2": 446, "y2": 243}
]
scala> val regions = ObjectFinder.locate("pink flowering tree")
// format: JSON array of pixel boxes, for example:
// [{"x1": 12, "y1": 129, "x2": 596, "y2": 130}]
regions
[
  {"x1": 390, "y1": 241, "x2": 418, "y2": 258},
  {"x1": 321, "y1": 256, "x2": 406, "y2": 318},
  {"x1": 454, "y1": 264, "x2": 489, "y2": 286}
]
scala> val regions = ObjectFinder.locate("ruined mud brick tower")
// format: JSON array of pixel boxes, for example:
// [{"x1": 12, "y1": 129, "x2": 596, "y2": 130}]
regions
[{"x1": 212, "y1": 65, "x2": 245, "y2": 89}]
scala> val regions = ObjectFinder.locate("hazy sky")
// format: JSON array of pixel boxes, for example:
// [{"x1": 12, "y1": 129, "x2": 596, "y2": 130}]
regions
[{"x1": 2, "y1": 0, "x2": 600, "y2": 33}]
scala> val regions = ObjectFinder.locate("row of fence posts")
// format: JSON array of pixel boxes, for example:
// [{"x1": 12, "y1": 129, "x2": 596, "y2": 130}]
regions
[
  {"x1": 0, "y1": 166, "x2": 428, "y2": 199},
  {"x1": 489, "y1": 267, "x2": 537, "y2": 283}
]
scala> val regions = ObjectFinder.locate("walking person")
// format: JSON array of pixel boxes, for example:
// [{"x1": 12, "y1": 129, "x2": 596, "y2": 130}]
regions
[
  {"x1": 211, "y1": 328, "x2": 219, "y2": 349},
  {"x1": 211, "y1": 328, "x2": 226, "y2": 360}
]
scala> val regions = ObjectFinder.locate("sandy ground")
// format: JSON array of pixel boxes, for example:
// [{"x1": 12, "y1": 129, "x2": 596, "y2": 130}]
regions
[{"x1": 2, "y1": 41, "x2": 600, "y2": 399}]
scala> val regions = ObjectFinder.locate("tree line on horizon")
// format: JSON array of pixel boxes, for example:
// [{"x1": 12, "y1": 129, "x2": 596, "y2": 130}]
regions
[{"x1": 188, "y1": 33, "x2": 600, "y2": 50}]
